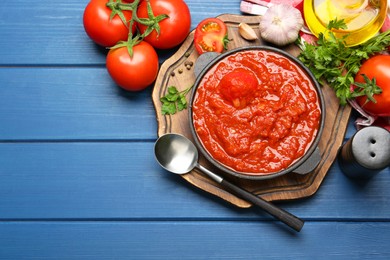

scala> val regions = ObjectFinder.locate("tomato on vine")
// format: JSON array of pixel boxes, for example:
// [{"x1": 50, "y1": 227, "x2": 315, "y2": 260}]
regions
[
  {"x1": 137, "y1": 0, "x2": 191, "y2": 49},
  {"x1": 106, "y1": 39, "x2": 159, "y2": 91},
  {"x1": 83, "y1": 0, "x2": 136, "y2": 47},
  {"x1": 354, "y1": 55, "x2": 390, "y2": 117}
]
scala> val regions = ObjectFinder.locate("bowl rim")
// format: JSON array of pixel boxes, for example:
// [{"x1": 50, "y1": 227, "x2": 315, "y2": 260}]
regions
[{"x1": 189, "y1": 46, "x2": 326, "y2": 180}]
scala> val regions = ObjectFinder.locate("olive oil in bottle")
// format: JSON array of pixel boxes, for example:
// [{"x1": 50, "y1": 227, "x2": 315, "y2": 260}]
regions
[{"x1": 304, "y1": 0, "x2": 388, "y2": 46}]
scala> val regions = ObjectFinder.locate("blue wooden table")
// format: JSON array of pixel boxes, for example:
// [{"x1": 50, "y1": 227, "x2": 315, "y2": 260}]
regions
[{"x1": 0, "y1": 0, "x2": 389, "y2": 259}]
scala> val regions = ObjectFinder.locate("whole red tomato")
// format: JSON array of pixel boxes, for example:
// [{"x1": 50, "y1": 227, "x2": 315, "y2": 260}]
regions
[
  {"x1": 194, "y1": 18, "x2": 228, "y2": 54},
  {"x1": 355, "y1": 55, "x2": 390, "y2": 117},
  {"x1": 137, "y1": 0, "x2": 191, "y2": 49},
  {"x1": 83, "y1": 0, "x2": 136, "y2": 47},
  {"x1": 219, "y1": 68, "x2": 258, "y2": 109},
  {"x1": 106, "y1": 41, "x2": 159, "y2": 91}
]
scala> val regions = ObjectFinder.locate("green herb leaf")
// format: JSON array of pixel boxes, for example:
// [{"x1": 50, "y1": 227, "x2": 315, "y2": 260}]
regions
[
  {"x1": 161, "y1": 101, "x2": 177, "y2": 115},
  {"x1": 327, "y1": 18, "x2": 348, "y2": 30},
  {"x1": 298, "y1": 20, "x2": 390, "y2": 105},
  {"x1": 160, "y1": 85, "x2": 193, "y2": 115}
]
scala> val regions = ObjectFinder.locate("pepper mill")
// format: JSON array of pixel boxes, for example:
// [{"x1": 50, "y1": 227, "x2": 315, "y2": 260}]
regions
[{"x1": 339, "y1": 126, "x2": 390, "y2": 179}]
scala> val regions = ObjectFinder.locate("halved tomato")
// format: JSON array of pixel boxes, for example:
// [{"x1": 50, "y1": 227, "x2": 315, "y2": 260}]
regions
[{"x1": 194, "y1": 18, "x2": 229, "y2": 54}]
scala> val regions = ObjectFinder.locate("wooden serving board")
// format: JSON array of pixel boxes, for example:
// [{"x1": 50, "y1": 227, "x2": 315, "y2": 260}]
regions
[{"x1": 152, "y1": 14, "x2": 352, "y2": 208}]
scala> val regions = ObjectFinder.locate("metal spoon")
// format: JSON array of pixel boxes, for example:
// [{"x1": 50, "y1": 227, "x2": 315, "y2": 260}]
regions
[{"x1": 154, "y1": 133, "x2": 304, "y2": 232}]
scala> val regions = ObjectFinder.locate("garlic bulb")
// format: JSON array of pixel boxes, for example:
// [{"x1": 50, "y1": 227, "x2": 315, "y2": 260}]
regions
[{"x1": 259, "y1": 4, "x2": 304, "y2": 46}]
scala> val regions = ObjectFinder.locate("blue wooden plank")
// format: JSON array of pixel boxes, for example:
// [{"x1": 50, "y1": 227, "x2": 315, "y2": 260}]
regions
[
  {"x1": 1, "y1": 0, "x2": 387, "y2": 259},
  {"x1": 0, "y1": 222, "x2": 389, "y2": 259},
  {"x1": 0, "y1": 142, "x2": 389, "y2": 220},
  {"x1": 0, "y1": 0, "x2": 242, "y2": 65},
  {"x1": 0, "y1": 68, "x2": 157, "y2": 140}
]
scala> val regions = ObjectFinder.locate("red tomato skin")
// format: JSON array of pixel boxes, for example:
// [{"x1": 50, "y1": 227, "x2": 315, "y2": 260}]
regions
[
  {"x1": 219, "y1": 68, "x2": 258, "y2": 108},
  {"x1": 106, "y1": 41, "x2": 159, "y2": 91},
  {"x1": 355, "y1": 55, "x2": 390, "y2": 117},
  {"x1": 194, "y1": 18, "x2": 227, "y2": 54},
  {"x1": 137, "y1": 0, "x2": 191, "y2": 49},
  {"x1": 83, "y1": 0, "x2": 135, "y2": 47}
]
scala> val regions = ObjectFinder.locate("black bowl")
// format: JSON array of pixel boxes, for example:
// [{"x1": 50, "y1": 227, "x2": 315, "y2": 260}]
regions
[{"x1": 189, "y1": 46, "x2": 325, "y2": 180}]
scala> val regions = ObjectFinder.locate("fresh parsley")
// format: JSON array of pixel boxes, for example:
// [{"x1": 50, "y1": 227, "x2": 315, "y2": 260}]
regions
[
  {"x1": 160, "y1": 85, "x2": 193, "y2": 115},
  {"x1": 298, "y1": 19, "x2": 390, "y2": 105}
]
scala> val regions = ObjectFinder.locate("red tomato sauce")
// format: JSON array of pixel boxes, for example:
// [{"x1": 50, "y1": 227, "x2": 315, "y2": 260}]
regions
[{"x1": 192, "y1": 50, "x2": 321, "y2": 175}]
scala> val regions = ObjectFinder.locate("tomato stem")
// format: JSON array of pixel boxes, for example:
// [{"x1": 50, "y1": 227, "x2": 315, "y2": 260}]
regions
[
  {"x1": 107, "y1": 0, "x2": 169, "y2": 39},
  {"x1": 107, "y1": 0, "x2": 170, "y2": 57},
  {"x1": 105, "y1": 0, "x2": 133, "y2": 28},
  {"x1": 136, "y1": 0, "x2": 169, "y2": 38},
  {"x1": 107, "y1": 0, "x2": 143, "y2": 58},
  {"x1": 352, "y1": 74, "x2": 382, "y2": 103}
]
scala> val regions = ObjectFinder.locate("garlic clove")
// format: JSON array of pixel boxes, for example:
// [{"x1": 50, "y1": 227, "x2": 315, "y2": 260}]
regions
[
  {"x1": 259, "y1": 4, "x2": 303, "y2": 46},
  {"x1": 238, "y1": 22, "x2": 258, "y2": 41}
]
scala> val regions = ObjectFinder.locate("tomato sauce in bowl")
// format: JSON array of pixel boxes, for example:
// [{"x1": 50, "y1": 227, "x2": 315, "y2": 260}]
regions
[{"x1": 190, "y1": 47, "x2": 324, "y2": 179}]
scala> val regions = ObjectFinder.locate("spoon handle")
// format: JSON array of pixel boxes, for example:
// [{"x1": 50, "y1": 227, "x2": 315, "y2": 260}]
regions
[
  {"x1": 197, "y1": 164, "x2": 304, "y2": 231},
  {"x1": 221, "y1": 178, "x2": 304, "y2": 232}
]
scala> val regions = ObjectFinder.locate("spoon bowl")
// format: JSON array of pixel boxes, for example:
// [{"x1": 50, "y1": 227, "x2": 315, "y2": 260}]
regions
[
  {"x1": 154, "y1": 133, "x2": 198, "y2": 174},
  {"x1": 154, "y1": 133, "x2": 305, "y2": 232}
]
